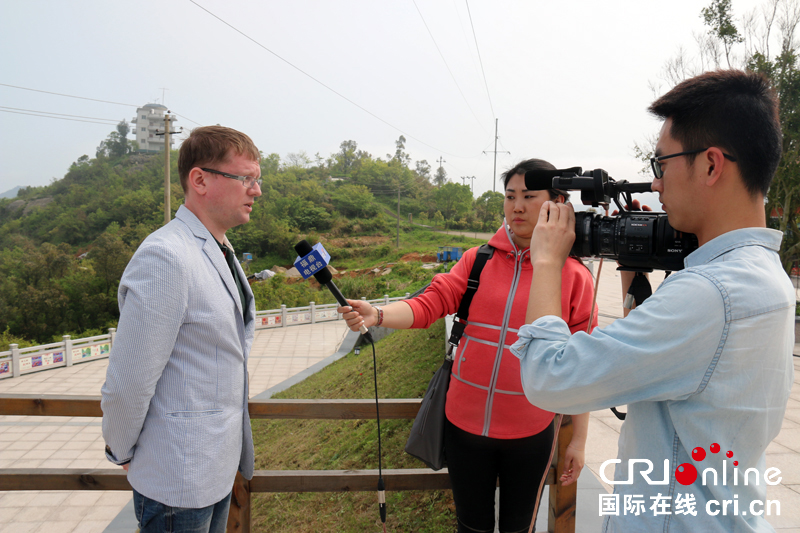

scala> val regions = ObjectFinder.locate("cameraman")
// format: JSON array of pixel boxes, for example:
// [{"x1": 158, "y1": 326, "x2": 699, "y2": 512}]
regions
[{"x1": 510, "y1": 69, "x2": 794, "y2": 532}]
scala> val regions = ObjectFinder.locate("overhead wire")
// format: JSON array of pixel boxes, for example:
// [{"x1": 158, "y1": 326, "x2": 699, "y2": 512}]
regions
[
  {"x1": 187, "y1": 0, "x2": 474, "y2": 159},
  {"x1": 411, "y1": 0, "x2": 489, "y2": 135},
  {"x1": 464, "y1": 0, "x2": 496, "y2": 119},
  {"x1": 0, "y1": 105, "x2": 122, "y2": 123},
  {"x1": 0, "y1": 82, "x2": 203, "y2": 126},
  {"x1": 0, "y1": 109, "x2": 120, "y2": 126}
]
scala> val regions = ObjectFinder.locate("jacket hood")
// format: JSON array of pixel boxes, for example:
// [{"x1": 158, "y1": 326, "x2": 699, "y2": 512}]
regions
[{"x1": 488, "y1": 218, "x2": 526, "y2": 255}]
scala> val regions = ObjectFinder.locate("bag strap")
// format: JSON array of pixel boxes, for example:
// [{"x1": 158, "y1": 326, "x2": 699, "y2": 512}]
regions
[{"x1": 447, "y1": 244, "x2": 494, "y2": 349}]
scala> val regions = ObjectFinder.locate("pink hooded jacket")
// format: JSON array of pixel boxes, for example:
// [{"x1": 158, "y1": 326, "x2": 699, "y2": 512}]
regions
[{"x1": 407, "y1": 224, "x2": 597, "y2": 439}]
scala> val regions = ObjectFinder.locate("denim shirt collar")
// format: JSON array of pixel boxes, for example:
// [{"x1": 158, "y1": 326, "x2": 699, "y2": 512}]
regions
[{"x1": 685, "y1": 227, "x2": 783, "y2": 268}]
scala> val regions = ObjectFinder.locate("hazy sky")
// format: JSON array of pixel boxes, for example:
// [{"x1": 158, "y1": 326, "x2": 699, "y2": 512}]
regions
[{"x1": 0, "y1": 0, "x2": 767, "y2": 209}]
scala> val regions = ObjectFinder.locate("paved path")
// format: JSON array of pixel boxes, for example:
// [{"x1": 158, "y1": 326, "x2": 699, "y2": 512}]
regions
[
  {"x1": 0, "y1": 321, "x2": 348, "y2": 533},
  {"x1": 1, "y1": 263, "x2": 799, "y2": 532}
]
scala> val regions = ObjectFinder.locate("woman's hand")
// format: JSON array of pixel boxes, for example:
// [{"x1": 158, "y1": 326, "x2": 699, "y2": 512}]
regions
[
  {"x1": 559, "y1": 444, "x2": 585, "y2": 486},
  {"x1": 338, "y1": 299, "x2": 377, "y2": 332}
]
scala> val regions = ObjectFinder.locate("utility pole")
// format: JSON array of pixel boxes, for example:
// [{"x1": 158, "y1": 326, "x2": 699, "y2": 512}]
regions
[
  {"x1": 483, "y1": 118, "x2": 509, "y2": 193},
  {"x1": 397, "y1": 184, "x2": 401, "y2": 248},
  {"x1": 464, "y1": 176, "x2": 476, "y2": 195},
  {"x1": 155, "y1": 112, "x2": 182, "y2": 225}
]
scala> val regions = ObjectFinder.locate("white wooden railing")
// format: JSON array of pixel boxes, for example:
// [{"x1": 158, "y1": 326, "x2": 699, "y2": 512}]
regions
[{"x1": 0, "y1": 294, "x2": 410, "y2": 381}]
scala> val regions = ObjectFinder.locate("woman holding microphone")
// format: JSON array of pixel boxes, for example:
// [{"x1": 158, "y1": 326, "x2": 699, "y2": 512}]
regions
[{"x1": 339, "y1": 158, "x2": 596, "y2": 533}]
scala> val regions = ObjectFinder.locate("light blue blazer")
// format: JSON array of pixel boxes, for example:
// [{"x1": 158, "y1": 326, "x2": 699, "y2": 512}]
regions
[{"x1": 101, "y1": 205, "x2": 255, "y2": 508}]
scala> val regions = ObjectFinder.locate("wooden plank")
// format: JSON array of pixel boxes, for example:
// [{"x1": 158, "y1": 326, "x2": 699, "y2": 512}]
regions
[
  {"x1": 226, "y1": 471, "x2": 251, "y2": 533},
  {"x1": 0, "y1": 395, "x2": 103, "y2": 417},
  {"x1": 549, "y1": 415, "x2": 576, "y2": 533},
  {"x1": 0, "y1": 469, "x2": 131, "y2": 491},
  {"x1": 248, "y1": 468, "x2": 453, "y2": 492},
  {"x1": 247, "y1": 399, "x2": 422, "y2": 419},
  {"x1": 0, "y1": 466, "x2": 555, "y2": 494},
  {"x1": 0, "y1": 396, "x2": 422, "y2": 420}
]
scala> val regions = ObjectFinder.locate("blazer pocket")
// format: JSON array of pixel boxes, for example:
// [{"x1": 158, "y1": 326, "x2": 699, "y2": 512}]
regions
[{"x1": 166, "y1": 409, "x2": 223, "y2": 418}]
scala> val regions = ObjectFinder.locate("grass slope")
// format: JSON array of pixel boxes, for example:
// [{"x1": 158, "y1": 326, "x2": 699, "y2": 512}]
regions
[{"x1": 250, "y1": 319, "x2": 457, "y2": 532}]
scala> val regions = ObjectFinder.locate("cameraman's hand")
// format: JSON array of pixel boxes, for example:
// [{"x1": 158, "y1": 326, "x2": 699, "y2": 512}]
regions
[
  {"x1": 530, "y1": 201, "x2": 575, "y2": 268},
  {"x1": 338, "y1": 299, "x2": 377, "y2": 332},
  {"x1": 611, "y1": 198, "x2": 652, "y2": 216}
]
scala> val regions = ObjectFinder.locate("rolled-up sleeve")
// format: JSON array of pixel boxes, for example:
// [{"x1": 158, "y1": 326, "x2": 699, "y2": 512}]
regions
[{"x1": 510, "y1": 270, "x2": 725, "y2": 415}]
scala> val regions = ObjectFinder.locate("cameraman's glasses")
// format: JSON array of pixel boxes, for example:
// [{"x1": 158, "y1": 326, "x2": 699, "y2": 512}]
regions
[{"x1": 650, "y1": 149, "x2": 737, "y2": 180}]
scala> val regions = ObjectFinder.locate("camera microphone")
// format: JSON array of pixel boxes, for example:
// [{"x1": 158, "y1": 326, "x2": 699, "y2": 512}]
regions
[
  {"x1": 293, "y1": 240, "x2": 371, "y2": 339},
  {"x1": 524, "y1": 167, "x2": 582, "y2": 191}
]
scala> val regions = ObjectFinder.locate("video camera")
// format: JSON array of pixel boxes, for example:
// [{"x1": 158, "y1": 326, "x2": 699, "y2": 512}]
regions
[{"x1": 526, "y1": 167, "x2": 698, "y2": 272}]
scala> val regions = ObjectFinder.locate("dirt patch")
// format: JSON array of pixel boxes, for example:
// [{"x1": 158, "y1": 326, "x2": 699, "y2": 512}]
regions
[
  {"x1": 326, "y1": 236, "x2": 391, "y2": 247},
  {"x1": 400, "y1": 252, "x2": 437, "y2": 262}
]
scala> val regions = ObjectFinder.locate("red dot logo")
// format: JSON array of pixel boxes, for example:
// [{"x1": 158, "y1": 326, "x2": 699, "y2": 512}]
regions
[
  {"x1": 692, "y1": 447, "x2": 706, "y2": 461},
  {"x1": 726, "y1": 450, "x2": 734, "y2": 458},
  {"x1": 710, "y1": 443, "x2": 720, "y2": 454},
  {"x1": 734, "y1": 461, "x2": 739, "y2": 466},
  {"x1": 675, "y1": 463, "x2": 698, "y2": 486}
]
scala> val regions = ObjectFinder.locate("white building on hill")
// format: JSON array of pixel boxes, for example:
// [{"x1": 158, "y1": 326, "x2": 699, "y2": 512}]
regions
[{"x1": 131, "y1": 103, "x2": 178, "y2": 153}]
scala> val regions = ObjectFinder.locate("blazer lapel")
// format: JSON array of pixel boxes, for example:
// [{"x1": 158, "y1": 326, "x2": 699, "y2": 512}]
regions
[{"x1": 176, "y1": 205, "x2": 244, "y2": 318}]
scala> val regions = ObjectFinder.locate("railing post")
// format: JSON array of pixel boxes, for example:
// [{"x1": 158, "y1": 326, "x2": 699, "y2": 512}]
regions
[
  {"x1": 10, "y1": 344, "x2": 20, "y2": 378},
  {"x1": 64, "y1": 335, "x2": 73, "y2": 367},
  {"x1": 281, "y1": 305, "x2": 287, "y2": 328},
  {"x1": 108, "y1": 328, "x2": 116, "y2": 349},
  {"x1": 549, "y1": 415, "x2": 576, "y2": 533},
  {"x1": 226, "y1": 471, "x2": 251, "y2": 533},
  {"x1": 405, "y1": 292, "x2": 410, "y2": 299},
  {"x1": 310, "y1": 302, "x2": 316, "y2": 324},
  {"x1": 384, "y1": 294, "x2": 389, "y2": 305}
]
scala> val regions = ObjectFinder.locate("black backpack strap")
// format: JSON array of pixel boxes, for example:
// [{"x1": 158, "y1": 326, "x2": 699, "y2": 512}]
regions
[{"x1": 447, "y1": 244, "x2": 494, "y2": 348}]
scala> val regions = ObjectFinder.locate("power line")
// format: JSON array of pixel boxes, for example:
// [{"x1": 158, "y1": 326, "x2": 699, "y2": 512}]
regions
[
  {"x1": 0, "y1": 82, "x2": 203, "y2": 126},
  {"x1": 0, "y1": 105, "x2": 122, "y2": 123},
  {"x1": 412, "y1": 0, "x2": 489, "y2": 135},
  {"x1": 0, "y1": 109, "x2": 120, "y2": 126},
  {"x1": 464, "y1": 0, "x2": 495, "y2": 119},
  {"x1": 188, "y1": 0, "x2": 473, "y2": 159}
]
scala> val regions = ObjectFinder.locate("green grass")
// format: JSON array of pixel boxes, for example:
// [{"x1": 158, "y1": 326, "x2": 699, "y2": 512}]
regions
[{"x1": 250, "y1": 319, "x2": 457, "y2": 532}]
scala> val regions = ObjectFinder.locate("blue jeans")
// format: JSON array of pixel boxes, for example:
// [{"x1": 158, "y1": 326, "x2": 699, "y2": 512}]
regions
[{"x1": 133, "y1": 488, "x2": 232, "y2": 533}]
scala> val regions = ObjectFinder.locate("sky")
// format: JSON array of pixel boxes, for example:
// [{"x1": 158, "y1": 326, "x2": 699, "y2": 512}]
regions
[{"x1": 0, "y1": 0, "x2": 769, "y2": 210}]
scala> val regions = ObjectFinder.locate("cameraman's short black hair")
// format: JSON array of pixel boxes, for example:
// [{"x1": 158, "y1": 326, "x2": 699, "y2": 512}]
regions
[
  {"x1": 501, "y1": 158, "x2": 570, "y2": 201},
  {"x1": 648, "y1": 69, "x2": 782, "y2": 196}
]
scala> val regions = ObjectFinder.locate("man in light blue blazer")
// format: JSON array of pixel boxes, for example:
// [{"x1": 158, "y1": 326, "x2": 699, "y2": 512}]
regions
[{"x1": 102, "y1": 126, "x2": 262, "y2": 533}]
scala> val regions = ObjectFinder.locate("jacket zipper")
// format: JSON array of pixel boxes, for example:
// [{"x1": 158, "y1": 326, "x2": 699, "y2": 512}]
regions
[{"x1": 481, "y1": 248, "x2": 525, "y2": 436}]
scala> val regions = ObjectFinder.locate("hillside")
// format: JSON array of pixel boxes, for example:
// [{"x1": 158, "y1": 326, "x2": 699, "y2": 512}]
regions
[{"x1": 0, "y1": 135, "x2": 498, "y2": 347}]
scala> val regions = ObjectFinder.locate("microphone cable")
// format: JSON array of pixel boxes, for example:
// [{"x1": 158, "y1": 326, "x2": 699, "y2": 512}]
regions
[{"x1": 365, "y1": 334, "x2": 387, "y2": 532}]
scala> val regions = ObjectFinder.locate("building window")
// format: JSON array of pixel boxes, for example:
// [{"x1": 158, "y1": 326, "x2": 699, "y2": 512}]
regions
[
  {"x1": 141, "y1": 115, "x2": 146, "y2": 119},
  {"x1": 141, "y1": 127, "x2": 146, "y2": 132}
]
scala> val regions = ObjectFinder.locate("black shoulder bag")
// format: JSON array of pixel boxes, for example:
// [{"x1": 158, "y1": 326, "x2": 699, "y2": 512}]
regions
[{"x1": 404, "y1": 244, "x2": 494, "y2": 470}]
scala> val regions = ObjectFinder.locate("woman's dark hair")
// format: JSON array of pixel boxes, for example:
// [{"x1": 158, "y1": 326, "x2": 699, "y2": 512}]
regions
[{"x1": 501, "y1": 158, "x2": 570, "y2": 202}]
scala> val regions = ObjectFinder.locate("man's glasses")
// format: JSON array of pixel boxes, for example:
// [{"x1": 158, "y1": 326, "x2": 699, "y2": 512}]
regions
[
  {"x1": 201, "y1": 168, "x2": 262, "y2": 189},
  {"x1": 650, "y1": 149, "x2": 737, "y2": 180}
]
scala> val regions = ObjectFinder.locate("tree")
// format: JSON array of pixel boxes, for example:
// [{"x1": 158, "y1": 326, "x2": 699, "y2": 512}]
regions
[
  {"x1": 96, "y1": 120, "x2": 132, "y2": 158},
  {"x1": 640, "y1": 0, "x2": 800, "y2": 271},
  {"x1": 434, "y1": 182, "x2": 473, "y2": 228},
  {"x1": 702, "y1": 0, "x2": 744, "y2": 67},
  {"x1": 390, "y1": 135, "x2": 412, "y2": 168},
  {"x1": 434, "y1": 165, "x2": 448, "y2": 187},
  {"x1": 475, "y1": 191, "x2": 505, "y2": 231},
  {"x1": 415, "y1": 160, "x2": 432, "y2": 182},
  {"x1": 332, "y1": 140, "x2": 358, "y2": 175}
]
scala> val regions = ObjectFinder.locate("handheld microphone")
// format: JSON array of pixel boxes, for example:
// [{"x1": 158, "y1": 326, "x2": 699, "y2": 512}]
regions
[{"x1": 293, "y1": 240, "x2": 371, "y2": 338}]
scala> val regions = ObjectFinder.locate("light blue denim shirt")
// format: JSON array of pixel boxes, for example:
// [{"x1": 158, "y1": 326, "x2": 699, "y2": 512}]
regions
[{"x1": 510, "y1": 228, "x2": 794, "y2": 532}]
